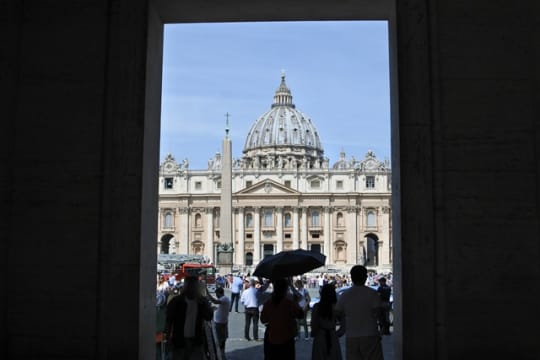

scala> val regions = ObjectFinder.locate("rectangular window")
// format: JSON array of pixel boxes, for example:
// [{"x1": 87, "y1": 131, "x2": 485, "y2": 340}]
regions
[
  {"x1": 263, "y1": 244, "x2": 274, "y2": 258},
  {"x1": 264, "y1": 210, "x2": 273, "y2": 227},
  {"x1": 245, "y1": 213, "x2": 254, "y2": 228},
  {"x1": 164, "y1": 177, "x2": 174, "y2": 189},
  {"x1": 311, "y1": 233, "x2": 320, "y2": 239},
  {"x1": 216, "y1": 180, "x2": 221, "y2": 189},
  {"x1": 246, "y1": 180, "x2": 252, "y2": 187},
  {"x1": 366, "y1": 176, "x2": 375, "y2": 189},
  {"x1": 195, "y1": 181, "x2": 202, "y2": 190},
  {"x1": 284, "y1": 180, "x2": 291, "y2": 187},
  {"x1": 284, "y1": 233, "x2": 291, "y2": 239},
  {"x1": 284, "y1": 213, "x2": 292, "y2": 227},
  {"x1": 310, "y1": 180, "x2": 321, "y2": 189},
  {"x1": 246, "y1": 233, "x2": 253, "y2": 239},
  {"x1": 311, "y1": 211, "x2": 320, "y2": 227},
  {"x1": 311, "y1": 244, "x2": 321, "y2": 253},
  {"x1": 336, "y1": 180, "x2": 343, "y2": 189}
]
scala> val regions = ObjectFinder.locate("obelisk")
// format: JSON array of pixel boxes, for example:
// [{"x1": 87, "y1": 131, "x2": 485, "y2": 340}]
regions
[{"x1": 219, "y1": 113, "x2": 233, "y2": 272}]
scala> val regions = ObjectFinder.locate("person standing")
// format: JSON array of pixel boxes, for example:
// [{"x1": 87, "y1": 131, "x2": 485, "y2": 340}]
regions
[
  {"x1": 260, "y1": 278, "x2": 304, "y2": 359},
  {"x1": 156, "y1": 291, "x2": 168, "y2": 360},
  {"x1": 230, "y1": 274, "x2": 243, "y2": 312},
  {"x1": 294, "y1": 279, "x2": 311, "y2": 340},
  {"x1": 335, "y1": 265, "x2": 384, "y2": 360},
  {"x1": 376, "y1": 277, "x2": 392, "y2": 335},
  {"x1": 164, "y1": 276, "x2": 213, "y2": 360},
  {"x1": 207, "y1": 287, "x2": 231, "y2": 359},
  {"x1": 240, "y1": 278, "x2": 261, "y2": 341},
  {"x1": 311, "y1": 284, "x2": 344, "y2": 360}
]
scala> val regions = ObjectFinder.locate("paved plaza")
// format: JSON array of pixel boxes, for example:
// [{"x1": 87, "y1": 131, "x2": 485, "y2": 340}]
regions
[{"x1": 220, "y1": 288, "x2": 394, "y2": 360}]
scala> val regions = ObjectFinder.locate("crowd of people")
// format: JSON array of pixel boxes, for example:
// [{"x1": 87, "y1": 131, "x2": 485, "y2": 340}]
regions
[{"x1": 156, "y1": 266, "x2": 393, "y2": 360}]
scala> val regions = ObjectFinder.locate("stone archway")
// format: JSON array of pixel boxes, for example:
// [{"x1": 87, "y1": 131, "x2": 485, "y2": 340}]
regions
[
  {"x1": 160, "y1": 234, "x2": 175, "y2": 254},
  {"x1": 365, "y1": 233, "x2": 379, "y2": 267}
]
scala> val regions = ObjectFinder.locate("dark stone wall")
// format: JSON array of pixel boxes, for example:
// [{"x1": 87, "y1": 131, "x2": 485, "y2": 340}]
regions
[
  {"x1": 1, "y1": 1, "x2": 161, "y2": 358},
  {"x1": 396, "y1": 0, "x2": 540, "y2": 358},
  {"x1": 0, "y1": 0, "x2": 538, "y2": 358}
]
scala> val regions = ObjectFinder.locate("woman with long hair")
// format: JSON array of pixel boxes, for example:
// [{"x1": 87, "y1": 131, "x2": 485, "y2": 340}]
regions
[
  {"x1": 260, "y1": 278, "x2": 304, "y2": 360},
  {"x1": 311, "y1": 284, "x2": 344, "y2": 360}
]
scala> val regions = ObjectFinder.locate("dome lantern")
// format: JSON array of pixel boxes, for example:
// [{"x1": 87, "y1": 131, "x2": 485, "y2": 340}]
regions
[{"x1": 272, "y1": 73, "x2": 295, "y2": 108}]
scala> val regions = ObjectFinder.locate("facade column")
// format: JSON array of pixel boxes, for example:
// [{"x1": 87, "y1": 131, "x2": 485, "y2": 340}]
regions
[
  {"x1": 292, "y1": 208, "x2": 299, "y2": 249},
  {"x1": 157, "y1": 208, "x2": 162, "y2": 254},
  {"x1": 301, "y1": 207, "x2": 308, "y2": 250},
  {"x1": 379, "y1": 206, "x2": 391, "y2": 268},
  {"x1": 237, "y1": 208, "x2": 245, "y2": 266},
  {"x1": 206, "y1": 208, "x2": 214, "y2": 261},
  {"x1": 276, "y1": 207, "x2": 283, "y2": 253},
  {"x1": 347, "y1": 207, "x2": 358, "y2": 265},
  {"x1": 324, "y1": 207, "x2": 331, "y2": 262},
  {"x1": 357, "y1": 208, "x2": 365, "y2": 266},
  {"x1": 254, "y1": 207, "x2": 261, "y2": 263},
  {"x1": 179, "y1": 207, "x2": 189, "y2": 254}
]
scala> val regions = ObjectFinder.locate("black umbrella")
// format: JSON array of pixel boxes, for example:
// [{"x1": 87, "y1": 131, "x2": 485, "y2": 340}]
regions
[{"x1": 253, "y1": 249, "x2": 326, "y2": 279}]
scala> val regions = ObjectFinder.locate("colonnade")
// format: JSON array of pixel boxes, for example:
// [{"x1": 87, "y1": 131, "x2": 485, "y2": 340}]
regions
[{"x1": 157, "y1": 205, "x2": 392, "y2": 270}]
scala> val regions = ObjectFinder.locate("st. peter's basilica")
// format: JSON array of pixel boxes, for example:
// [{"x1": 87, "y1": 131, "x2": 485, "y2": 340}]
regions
[{"x1": 158, "y1": 75, "x2": 392, "y2": 272}]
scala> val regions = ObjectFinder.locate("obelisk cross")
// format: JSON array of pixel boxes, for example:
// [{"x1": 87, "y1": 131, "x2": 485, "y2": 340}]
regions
[{"x1": 225, "y1": 112, "x2": 231, "y2": 137}]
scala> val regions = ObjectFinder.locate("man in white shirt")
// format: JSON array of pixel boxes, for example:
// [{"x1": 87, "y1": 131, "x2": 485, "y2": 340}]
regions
[
  {"x1": 207, "y1": 287, "x2": 231, "y2": 359},
  {"x1": 336, "y1": 265, "x2": 384, "y2": 360},
  {"x1": 240, "y1": 278, "x2": 261, "y2": 341}
]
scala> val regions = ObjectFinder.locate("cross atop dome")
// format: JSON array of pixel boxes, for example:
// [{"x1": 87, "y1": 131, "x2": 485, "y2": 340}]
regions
[{"x1": 272, "y1": 72, "x2": 295, "y2": 108}]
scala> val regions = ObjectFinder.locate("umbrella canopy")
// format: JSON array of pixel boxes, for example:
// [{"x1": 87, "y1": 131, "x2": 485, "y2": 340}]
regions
[{"x1": 253, "y1": 249, "x2": 326, "y2": 279}]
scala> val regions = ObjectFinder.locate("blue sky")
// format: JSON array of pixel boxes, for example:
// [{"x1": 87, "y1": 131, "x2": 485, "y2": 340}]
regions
[{"x1": 161, "y1": 21, "x2": 390, "y2": 169}]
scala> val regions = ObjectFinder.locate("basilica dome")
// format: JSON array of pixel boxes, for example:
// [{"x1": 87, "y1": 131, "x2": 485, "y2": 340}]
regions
[{"x1": 243, "y1": 75, "x2": 324, "y2": 164}]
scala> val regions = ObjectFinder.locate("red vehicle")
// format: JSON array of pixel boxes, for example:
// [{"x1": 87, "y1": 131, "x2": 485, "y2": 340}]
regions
[
  {"x1": 158, "y1": 254, "x2": 216, "y2": 289},
  {"x1": 173, "y1": 263, "x2": 216, "y2": 288}
]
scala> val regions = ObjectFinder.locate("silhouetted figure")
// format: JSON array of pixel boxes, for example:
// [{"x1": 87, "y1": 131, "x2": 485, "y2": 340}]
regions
[
  {"x1": 311, "y1": 284, "x2": 344, "y2": 360},
  {"x1": 376, "y1": 277, "x2": 392, "y2": 335},
  {"x1": 156, "y1": 291, "x2": 168, "y2": 360},
  {"x1": 261, "y1": 278, "x2": 304, "y2": 360},
  {"x1": 336, "y1": 265, "x2": 384, "y2": 360},
  {"x1": 165, "y1": 276, "x2": 213, "y2": 360}
]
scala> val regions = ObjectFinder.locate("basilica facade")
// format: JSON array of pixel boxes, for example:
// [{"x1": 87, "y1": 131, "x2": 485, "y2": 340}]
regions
[{"x1": 158, "y1": 75, "x2": 392, "y2": 272}]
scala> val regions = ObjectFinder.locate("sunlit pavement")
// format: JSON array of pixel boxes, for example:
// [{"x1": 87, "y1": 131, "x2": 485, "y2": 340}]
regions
[{"x1": 221, "y1": 287, "x2": 394, "y2": 360}]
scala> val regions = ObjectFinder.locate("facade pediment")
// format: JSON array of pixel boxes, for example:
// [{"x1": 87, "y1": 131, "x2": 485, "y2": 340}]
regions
[{"x1": 235, "y1": 179, "x2": 300, "y2": 195}]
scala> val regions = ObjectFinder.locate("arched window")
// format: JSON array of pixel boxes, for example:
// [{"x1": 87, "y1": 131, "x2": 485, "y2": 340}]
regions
[
  {"x1": 245, "y1": 252, "x2": 253, "y2": 266},
  {"x1": 284, "y1": 213, "x2": 292, "y2": 227},
  {"x1": 367, "y1": 211, "x2": 376, "y2": 227},
  {"x1": 164, "y1": 212, "x2": 173, "y2": 228},
  {"x1": 192, "y1": 241, "x2": 204, "y2": 255},
  {"x1": 245, "y1": 213, "x2": 253, "y2": 228},
  {"x1": 311, "y1": 210, "x2": 320, "y2": 227},
  {"x1": 336, "y1": 212, "x2": 344, "y2": 227},
  {"x1": 195, "y1": 213, "x2": 202, "y2": 227}
]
